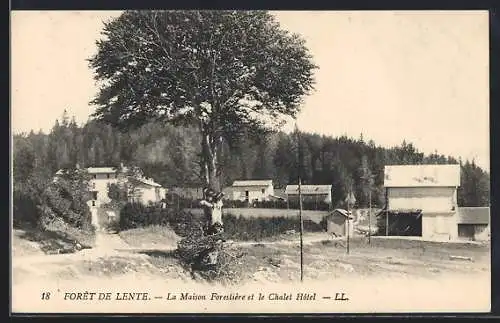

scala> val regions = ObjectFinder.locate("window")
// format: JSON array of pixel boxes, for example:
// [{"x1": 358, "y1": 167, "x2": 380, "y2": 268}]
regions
[
  {"x1": 262, "y1": 189, "x2": 265, "y2": 194},
  {"x1": 92, "y1": 182, "x2": 96, "y2": 189}
]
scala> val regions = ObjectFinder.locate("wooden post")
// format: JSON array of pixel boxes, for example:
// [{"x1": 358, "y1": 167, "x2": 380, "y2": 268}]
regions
[
  {"x1": 296, "y1": 122, "x2": 304, "y2": 282},
  {"x1": 346, "y1": 202, "x2": 350, "y2": 254},
  {"x1": 385, "y1": 187, "x2": 389, "y2": 236},
  {"x1": 298, "y1": 177, "x2": 304, "y2": 282},
  {"x1": 368, "y1": 189, "x2": 371, "y2": 244}
]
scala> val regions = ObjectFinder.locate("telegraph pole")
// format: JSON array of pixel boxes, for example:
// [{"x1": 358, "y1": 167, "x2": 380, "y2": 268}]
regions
[
  {"x1": 368, "y1": 189, "x2": 372, "y2": 244},
  {"x1": 361, "y1": 173, "x2": 374, "y2": 244},
  {"x1": 298, "y1": 176, "x2": 304, "y2": 281},
  {"x1": 295, "y1": 122, "x2": 304, "y2": 282},
  {"x1": 345, "y1": 191, "x2": 356, "y2": 255},
  {"x1": 385, "y1": 187, "x2": 389, "y2": 236},
  {"x1": 346, "y1": 198, "x2": 350, "y2": 254}
]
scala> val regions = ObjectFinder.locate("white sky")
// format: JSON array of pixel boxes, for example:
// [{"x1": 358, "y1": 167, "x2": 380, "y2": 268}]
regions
[{"x1": 11, "y1": 11, "x2": 490, "y2": 171}]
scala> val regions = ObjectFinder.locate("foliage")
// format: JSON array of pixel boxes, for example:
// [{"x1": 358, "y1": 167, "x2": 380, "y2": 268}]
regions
[
  {"x1": 13, "y1": 170, "x2": 50, "y2": 228},
  {"x1": 118, "y1": 202, "x2": 202, "y2": 236},
  {"x1": 14, "y1": 114, "x2": 490, "y2": 213},
  {"x1": 107, "y1": 182, "x2": 129, "y2": 202},
  {"x1": 222, "y1": 213, "x2": 324, "y2": 241},
  {"x1": 222, "y1": 199, "x2": 331, "y2": 211},
  {"x1": 88, "y1": 10, "x2": 317, "y2": 190},
  {"x1": 40, "y1": 169, "x2": 93, "y2": 230},
  {"x1": 12, "y1": 161, "x2": 95, "y2": 251}
]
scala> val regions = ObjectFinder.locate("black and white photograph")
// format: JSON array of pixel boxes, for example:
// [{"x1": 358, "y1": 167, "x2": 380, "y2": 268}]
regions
[{"x1": 11, "y1": 10, "x2": 490, "y2": 313}]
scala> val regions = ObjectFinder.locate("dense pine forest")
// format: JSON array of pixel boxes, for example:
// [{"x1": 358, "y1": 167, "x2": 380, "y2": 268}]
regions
[{"x1": 13, "y1": 111, "x2": 490, "y2": 209}]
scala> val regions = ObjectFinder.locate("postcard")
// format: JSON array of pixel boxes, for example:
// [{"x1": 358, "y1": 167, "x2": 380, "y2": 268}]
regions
[{"x1": 11, "y1": 10, "x2": 490, "y2": 314}]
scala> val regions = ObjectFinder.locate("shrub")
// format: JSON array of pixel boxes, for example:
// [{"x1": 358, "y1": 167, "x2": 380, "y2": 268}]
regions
[
  {"x1": 176, "y1": 226, "x2": 245, "y2": 285},
  {"x1": 118, "y1": 202, "x2": 203, "y2": 237},
  {"x1": 222, "y1": 213, "x2": 323, "y2": 241},
  {"x1": 13, "y1": 188, "x2": 40, "y2": 228},
  {"x1": 221, "y1": 198, "x2": 332, "y2": 211}
]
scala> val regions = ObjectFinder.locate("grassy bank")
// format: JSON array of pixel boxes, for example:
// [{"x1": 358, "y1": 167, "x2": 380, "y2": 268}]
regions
[{"x1": 118, "y1": 225, "x2": 181, "y2": 249}]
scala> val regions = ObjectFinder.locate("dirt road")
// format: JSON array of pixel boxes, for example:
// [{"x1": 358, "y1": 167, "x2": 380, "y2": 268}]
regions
[{"x1": 12, "y1": 229, "x2": 491, "y2": 313}]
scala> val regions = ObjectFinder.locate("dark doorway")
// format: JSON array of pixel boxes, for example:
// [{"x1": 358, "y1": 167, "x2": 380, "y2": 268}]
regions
[
  {"x1": 458, "y1": 224, "x2": 475, "y2": 240},
  {"x1": 377, "y1": 210, "x2": 423, "y2": 236},
  {"x1": 245, "y1": 190, "x2": 249, "y2": 202}
]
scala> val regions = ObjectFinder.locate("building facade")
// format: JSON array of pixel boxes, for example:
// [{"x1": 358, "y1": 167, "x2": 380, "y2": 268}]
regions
[
  {"x1": 384, "y1": 164, "x2": 461, "y2": 240},
  {"x1": 55, "y1": 165, "x2": 166, "y2": 208},
  {"x1": 224, "y1": 180, "x2": 274, "y2": 202},
  {"x1": 285, "y1": 184, "x2": 332, "y2": 204},
  {"x1": 87, "y1": 167, "x2": 120, "y2": 207},
  {"x1": 128, "y1": 176, "x2": 166, "y2": 205},
  {"x1": 325, "y1": 209, "x2": 354, "y2": 237}
]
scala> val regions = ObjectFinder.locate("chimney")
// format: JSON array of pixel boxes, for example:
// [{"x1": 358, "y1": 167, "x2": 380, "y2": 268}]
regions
[
  {"x1": 120, "y1": 162, "x2": 124, "y2": 169},
  {"x1": 76, "y1": 163, "x2": 80, "y2": 170}
]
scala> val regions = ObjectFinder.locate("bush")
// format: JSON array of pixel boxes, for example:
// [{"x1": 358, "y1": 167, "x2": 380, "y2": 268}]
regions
[
  {"x1": 176, "y1": 227, "x2": 245, "y2": 285},
  {"x1": 13, "y1": 189, "x2": 40, "y2": 228},
  {"x1": 221, "y1": 198, "x2": 331, "y2": 211},
  {"x1": 118, "y1": 202, "x2": 203, "y2": 237},
  {"x1": 222, "y1": 213, "x2": 324, "y2": 241}
]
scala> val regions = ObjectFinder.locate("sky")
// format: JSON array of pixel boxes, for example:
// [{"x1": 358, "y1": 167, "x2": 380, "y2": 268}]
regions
[{"x1": 11, "y1": 11, "x2": 490, "y2": 171}]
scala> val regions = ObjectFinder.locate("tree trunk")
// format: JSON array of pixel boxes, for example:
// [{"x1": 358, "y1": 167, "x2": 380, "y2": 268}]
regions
[
  {"x1": 199, "y1": 132, "x2": 224, "y2": 267},
  {"x1": 201, "y1": 133, "x2": 224, "y2": 235}
]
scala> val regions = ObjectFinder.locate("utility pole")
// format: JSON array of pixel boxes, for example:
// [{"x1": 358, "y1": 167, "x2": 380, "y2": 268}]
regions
[
  {"x1": 385, "y1": 187, "x2": 389, "y2": 236},
  {"x1": 368, "y1": 189, "x2": 372, "y2": 244},
  {"x1": 361, "y1": 173, "x2": 374, "y2": 244},
  {"x1": 346, "y1": 199, "x2": 350, "y2": 254},
  {"x1": 298, "y1": 176, "x2": 304, "y2": 282},
  {"x1": 295, "y1": 122, "x2": 304, "y2": 282},
  {"x1": 345, "y1": 191, "x2": 356, "y2": 255}
]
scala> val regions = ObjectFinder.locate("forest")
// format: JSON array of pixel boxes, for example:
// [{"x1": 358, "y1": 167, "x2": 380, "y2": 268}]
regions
[{"x1": 13, "y1": 111, "x2": 490, "y2": 211}]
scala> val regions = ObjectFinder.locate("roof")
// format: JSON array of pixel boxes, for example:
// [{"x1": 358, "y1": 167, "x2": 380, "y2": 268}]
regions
[
  {"x1": 328, "y1": 209, "x2": 354, "y2": 219},
  {"x1": 384, "y1": 164, "x2": 460, "y2": 188},
  {"x1": 86, "y1": 167, "x2": 117, "y2": 174},
  {"x1": 128, "y1": 176, "x2": 163, "y2": 187},
  {"x1": 376, "y1": 208, "x2": 423, "y2": 217},
  {"x1": 457, "y1": 207, "x2": 490, "y2": 225},
  {"x1": 285, "y1": 185, "x2": 332, "y2": 195},
  {"x1": 231, "y1": 180, "x2": 273, "y2": 187}
]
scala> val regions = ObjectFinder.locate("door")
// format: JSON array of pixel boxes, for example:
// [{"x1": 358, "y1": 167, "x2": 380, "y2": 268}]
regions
[
  {"x1": 458, "y1": 224, "x2": 475, "y2": 240},
  {"x1": 245, "y1": 190, "x2": 249, "y2": 202}
]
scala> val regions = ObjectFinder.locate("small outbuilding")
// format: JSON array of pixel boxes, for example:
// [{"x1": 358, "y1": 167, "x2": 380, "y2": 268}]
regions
[
  {"x1": 285, "y1": 184, "x2": 333, "y2": 204},
  {"x1": 325, "y1": 209, "x2": 355, "y2": 237},
  {"x1": 456, "y1": 207, "x2": 490, "y2": 241}
]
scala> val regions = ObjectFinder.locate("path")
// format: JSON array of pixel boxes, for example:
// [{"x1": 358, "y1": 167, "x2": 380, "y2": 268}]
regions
[{"x1": 12, "y1": 231, "x2": 134, "y2": 269}]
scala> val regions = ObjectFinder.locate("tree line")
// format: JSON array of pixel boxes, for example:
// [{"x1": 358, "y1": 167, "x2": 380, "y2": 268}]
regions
[{"x1": 14, "y1": 111, "x2": 490, "y2": 211}]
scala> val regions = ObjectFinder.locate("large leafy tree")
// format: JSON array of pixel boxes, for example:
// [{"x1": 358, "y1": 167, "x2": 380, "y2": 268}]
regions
[{"x1": 88, "y1": 10, "x2": 317, "y2": 231}]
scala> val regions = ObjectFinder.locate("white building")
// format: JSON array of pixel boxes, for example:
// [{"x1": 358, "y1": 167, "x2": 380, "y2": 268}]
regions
[
  {"x1": 54, "y1": 165, "x2": 166, "y2": 207},
  {"x1": 285, "y1": 184, "x2": 332, "y2": 204},
  {"x1": 87, "y1": 167, "x2": 120, "y2": 207},
  {"x1": 383, "y1": 164, "x2": 461, "y2": 240},
  {"x1": 127, "y1": 176, "x2": 166, "y2": 205},
  {"x1": 224, "y1": 179, "x2": 274, "y2": 202}
]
